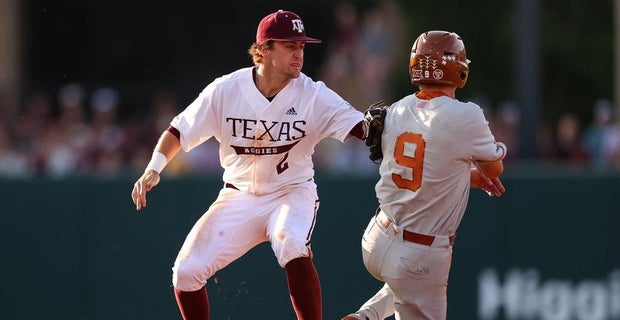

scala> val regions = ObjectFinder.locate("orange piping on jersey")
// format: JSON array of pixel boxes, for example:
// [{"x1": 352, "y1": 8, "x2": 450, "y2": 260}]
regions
[{"x1": 415, "y1": 91, "x2": 448, "y2": 100}]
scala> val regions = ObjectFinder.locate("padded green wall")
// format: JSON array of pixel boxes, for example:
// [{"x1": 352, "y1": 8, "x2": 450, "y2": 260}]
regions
[{"x1": 1, "y1": 174, "x2": 619, "y2": 319}]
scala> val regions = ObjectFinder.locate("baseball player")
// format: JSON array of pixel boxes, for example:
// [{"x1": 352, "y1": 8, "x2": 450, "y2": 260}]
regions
[
  {"x1": 342, "y1": 30, "x2": 507, "y2": 320},
  {"x1": 131, "y1": 10, "x2": 366, "y2": 320}
]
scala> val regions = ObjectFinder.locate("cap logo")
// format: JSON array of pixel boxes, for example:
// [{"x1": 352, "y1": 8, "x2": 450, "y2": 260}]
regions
[
  {"x1": 256, "y1": 10, "x2": 321, "y2": 43},
  {"x1": 291, "y1": 19, "x2": 304, "y2": 33}
]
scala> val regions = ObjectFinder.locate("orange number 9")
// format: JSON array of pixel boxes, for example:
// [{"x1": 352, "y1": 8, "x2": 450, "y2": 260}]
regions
[{"x1": 391, "y1": 132, "x2": 425, "y2": 191}]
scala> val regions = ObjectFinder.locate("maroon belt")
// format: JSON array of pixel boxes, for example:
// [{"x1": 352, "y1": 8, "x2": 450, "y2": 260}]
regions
[{"x1": 376, "y1": 211, "x2": 454, "y2": 246}]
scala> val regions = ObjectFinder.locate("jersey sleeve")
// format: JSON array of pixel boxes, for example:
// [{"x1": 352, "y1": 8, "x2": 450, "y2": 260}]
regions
[
  {"x1": 464, "y1": 103, "x2": 507, "y2": 162},
  {"x1": 170, "y1": 84, "x2": 220, "y2": 152},
  {"x1": 313, "y1": 83, "x2": 364, "y2": 142}
]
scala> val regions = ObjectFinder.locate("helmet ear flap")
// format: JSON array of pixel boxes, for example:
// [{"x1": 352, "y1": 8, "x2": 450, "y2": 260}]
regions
[{"x1": 458, "y1": 71, "x2": 468, "y2": 88}]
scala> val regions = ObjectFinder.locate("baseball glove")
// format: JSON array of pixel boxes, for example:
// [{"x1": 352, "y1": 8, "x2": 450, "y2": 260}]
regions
[{"x1": 364, "y1": 100, "x2": 389, "y2": 163}]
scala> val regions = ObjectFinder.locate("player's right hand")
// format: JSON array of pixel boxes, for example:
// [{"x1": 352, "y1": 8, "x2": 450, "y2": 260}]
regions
[{"x1": 131, "y1": 170, "x2": 161, "y2": 211}]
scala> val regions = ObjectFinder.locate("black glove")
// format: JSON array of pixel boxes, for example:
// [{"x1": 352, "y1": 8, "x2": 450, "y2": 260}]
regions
[{"x1": 364, "y1": 100, "x2": 389, "y2": 163}]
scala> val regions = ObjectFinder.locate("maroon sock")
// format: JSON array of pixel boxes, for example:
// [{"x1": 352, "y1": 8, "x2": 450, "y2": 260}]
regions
[
  {"x1": 285, "y1": 257, "x2": 322, "y2": 320},
  {"x1": 173, "y1": 286, "x2": 210, "y2": 320}
]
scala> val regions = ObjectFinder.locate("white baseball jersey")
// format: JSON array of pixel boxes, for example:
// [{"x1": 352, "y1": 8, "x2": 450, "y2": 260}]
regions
[
  {"x1": 170, "y1": 67, "x2": 363, "y2": 194},
  {"x1": 375, "y1": 93, "x2": 506, "y2": 236},
  {"x1": 170, "y1": 67, "x2": 363, "y2": 292}
]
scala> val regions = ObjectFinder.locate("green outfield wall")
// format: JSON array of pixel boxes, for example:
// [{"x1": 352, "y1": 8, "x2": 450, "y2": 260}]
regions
[{"x1": 1, "y1": 173, "x2": 619, "y2": 320}]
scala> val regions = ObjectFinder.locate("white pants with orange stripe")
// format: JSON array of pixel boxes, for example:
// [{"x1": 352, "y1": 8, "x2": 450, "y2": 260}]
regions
[{"x1": 355, "y1": 210, "x2": 453, "y2": 320}]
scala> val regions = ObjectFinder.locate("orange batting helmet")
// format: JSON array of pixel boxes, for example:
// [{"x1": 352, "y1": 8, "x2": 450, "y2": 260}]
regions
[{"x1": 409, "y1": 31, "x2": 470, "y2": 88}]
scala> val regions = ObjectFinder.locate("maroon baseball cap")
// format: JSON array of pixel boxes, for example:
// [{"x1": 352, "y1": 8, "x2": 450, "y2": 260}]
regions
[{"x1": 256, "y1": 10, "x2": 322, "y2": 44}]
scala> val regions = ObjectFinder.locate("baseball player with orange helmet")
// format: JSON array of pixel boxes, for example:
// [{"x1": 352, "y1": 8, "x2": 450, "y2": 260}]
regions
[
  {"x1": 131, "y1": 9, "x2": 367, "y2": 320},
  {"x1": 342, "y1": 30, "x2": 507, "y2": 320}
]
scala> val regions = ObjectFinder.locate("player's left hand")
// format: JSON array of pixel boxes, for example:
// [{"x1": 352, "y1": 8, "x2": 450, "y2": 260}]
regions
[{"x1": 470, "y1": 168, "x2": 505, "y2": 197}]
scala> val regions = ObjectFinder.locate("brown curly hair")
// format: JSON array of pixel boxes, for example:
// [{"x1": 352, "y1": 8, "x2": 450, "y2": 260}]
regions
[{"x1": 248, "y1": 40, "x2": 274, "y2": 65}]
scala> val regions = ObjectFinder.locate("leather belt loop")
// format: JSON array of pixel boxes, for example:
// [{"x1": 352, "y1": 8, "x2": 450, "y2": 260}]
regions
[{"x1": 376, "y1": 210, "x2": 392, "y2": 229}]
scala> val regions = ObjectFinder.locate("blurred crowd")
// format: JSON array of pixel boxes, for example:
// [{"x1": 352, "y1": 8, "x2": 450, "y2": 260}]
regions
[
  {"x1": 1, "y1": 2, "x2": 620, "y2": 179},
  {"x1": 3, "y1": 83, "x2": 619, "y2": 180},
  {"x1": 0, "y1": 81, "x2": 379, "y2": 179},
  {"x1": 0, "y1": 84, "x2": 218, "y2": 179},
  {"x1": 487, "y1": 98, "x2": 620, "y2": 173}
]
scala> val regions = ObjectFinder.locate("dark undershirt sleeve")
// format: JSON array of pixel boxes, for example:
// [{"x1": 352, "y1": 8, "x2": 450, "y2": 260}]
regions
[
  {"x1": 166, "y1": 125, "x2": 181, "y2": 140},
  {"x1": 349, "y1": 121, "x2": 365, "y2": 140}
]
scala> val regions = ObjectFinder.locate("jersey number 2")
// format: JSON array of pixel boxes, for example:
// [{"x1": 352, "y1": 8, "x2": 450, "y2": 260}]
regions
[
  {"x1": 392, "y1": 132, "x2": 425, "y2": 191},
  {"x1": 276, "y1": 152, "x2": 289, "y2": 174}
]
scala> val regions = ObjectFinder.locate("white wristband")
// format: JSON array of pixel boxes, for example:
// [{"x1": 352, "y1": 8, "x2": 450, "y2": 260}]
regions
[{"x1": 145, "y1": 152, "x2": 168, "y2": 173}]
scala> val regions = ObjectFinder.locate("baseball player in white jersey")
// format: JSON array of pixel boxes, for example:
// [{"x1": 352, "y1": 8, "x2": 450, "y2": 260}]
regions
[
  {"x1": 131, "y1": 10, "x2": 366, "y2": 320},
  {"x1": 342, "y1": 31, "x2": 507, "y2": 320}
]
